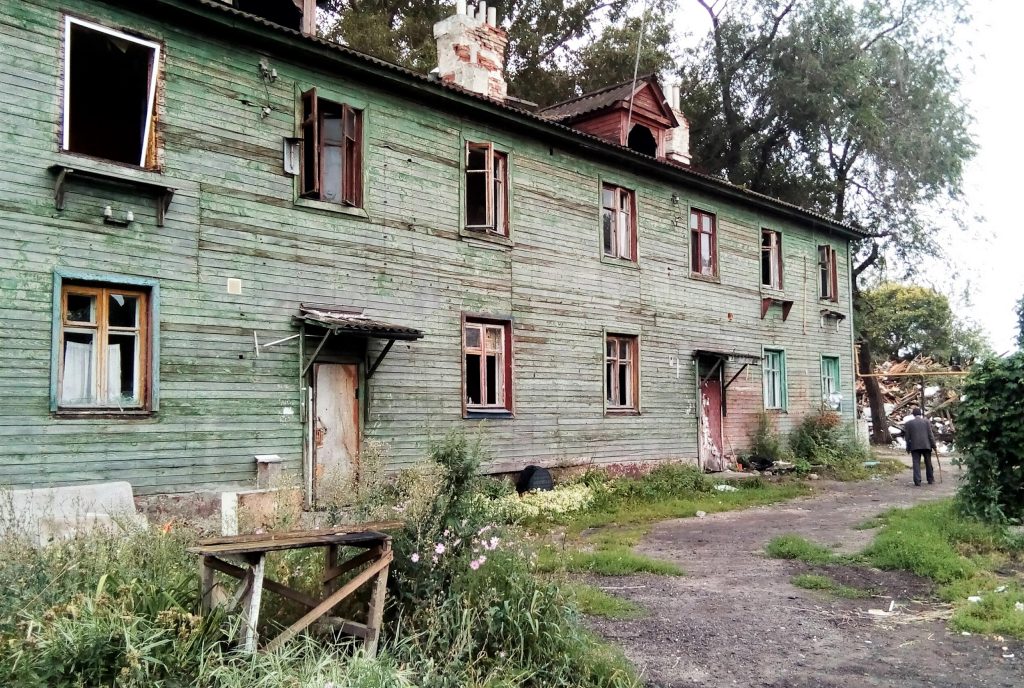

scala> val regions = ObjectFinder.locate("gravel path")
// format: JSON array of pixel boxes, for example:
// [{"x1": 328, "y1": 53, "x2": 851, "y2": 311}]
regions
[{"x1": 587, "y1": 463, "x2": 1022, "y2": 687}]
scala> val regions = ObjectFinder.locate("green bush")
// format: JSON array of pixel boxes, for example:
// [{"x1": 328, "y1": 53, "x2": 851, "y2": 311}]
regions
[
  {"x1": 956, "y1": 352, "x2": 1024, "y2": 523},
  {"x1": 748, "y1": 412, "x2": 791, "y2": 462},
  {"x1": 600, "y1": 463, "x2": 713, "y2": 504},
  {"x1": 764, "y1": 534, "x2": 838, "y2": 564},
  {"x1": 788, "y1": 410, "x2": 871, "y2": 476}
]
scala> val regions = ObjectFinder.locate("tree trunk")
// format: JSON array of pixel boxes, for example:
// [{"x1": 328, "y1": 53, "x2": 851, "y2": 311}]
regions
[{"x1": 857, "y1": 337, "x2": 891, "y2": 445}]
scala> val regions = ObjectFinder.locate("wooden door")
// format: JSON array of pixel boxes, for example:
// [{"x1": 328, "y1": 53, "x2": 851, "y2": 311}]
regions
[
  {"x1": 699, "y1": 377, "x2": 725, "y2": 471},
  {"x1": 313, "y1": 363, "x2": 360, "y2": 503}
]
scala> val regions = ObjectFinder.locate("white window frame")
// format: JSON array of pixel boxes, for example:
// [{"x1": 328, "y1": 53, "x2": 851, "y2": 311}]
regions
[
  {"x1": 763, "y1": 348, "x2": 787, "y2": 410},
  {"x1": 62, "y1": 16, "x2": 162, "y2": 167}
]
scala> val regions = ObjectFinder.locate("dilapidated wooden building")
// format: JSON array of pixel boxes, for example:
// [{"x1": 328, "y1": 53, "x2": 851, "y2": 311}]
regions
[{"x1": 0, "y1": 0, "x2": 861, "y2": 501}]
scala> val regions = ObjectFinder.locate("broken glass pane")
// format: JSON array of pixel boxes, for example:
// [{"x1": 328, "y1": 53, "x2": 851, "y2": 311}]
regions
[
  {"x1": 606, "y1": 361, "x2": 614, "y2": 403},
  {"x1": 485, "y1": 327, "x2": 502, "y2": 352},
  {"x1": 467, "y1": 148, "x2": 486, "y2": 170},
  {"x1": 618, "y1": 363, "x2": 628, "y2": 406},
  {"x1": 66, "y1": 293, "x2": 95, "y2": 323},
  {"x1": 108, "y1": 294, "x2": 137, "y2": 328},
  {"x1": 486, "y1": 354, "x2": 498, "y2": 405},
  {"x1": 466, "y1": 171, "x2": 487, "y2": 225},
  {"x1": 107, "y1": 333, "x2": 138, "y2": 403},
  {"x1": 465, "y1": 325, "x2": 481, "y2": 349},
  {"x1": 466, "y1": 353, "x2": 481, "y2": 404}
]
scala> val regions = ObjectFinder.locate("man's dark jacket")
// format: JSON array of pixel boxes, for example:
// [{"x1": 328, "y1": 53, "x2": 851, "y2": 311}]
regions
[{"x1": 904, "y1": 416, "x2": 936, "y2": 452}]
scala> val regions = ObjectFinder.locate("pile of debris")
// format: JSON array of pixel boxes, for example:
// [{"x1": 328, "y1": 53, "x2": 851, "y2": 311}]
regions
[{"x1": 857, "y1": 356, "x2": 965, "y2": 453}]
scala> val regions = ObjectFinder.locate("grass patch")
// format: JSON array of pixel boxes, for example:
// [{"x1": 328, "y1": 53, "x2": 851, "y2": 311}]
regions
[
  {"x1": 562, "y1": 583, "x2": 646, "y2": 620},
  {"x1": 764, "y1": 534, "x2": 839, "y2": 564},
  {"x1": 537, "y1": 544, "x2": 684, "y2": 576},
  {"x1": 859, "y1": 499, "x2": 1024, "y2": 638},
  {"x1": 791, "y1": 573, "x2": 873, "y2": 598}
]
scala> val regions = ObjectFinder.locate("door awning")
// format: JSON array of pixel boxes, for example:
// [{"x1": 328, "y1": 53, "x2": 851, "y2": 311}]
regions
[
  {"x1": 295, "y1": 305, "x2": 424, "y2": 341},
  {"x1": 692, "y1": 349, "x2": 762, "y2": 364}
]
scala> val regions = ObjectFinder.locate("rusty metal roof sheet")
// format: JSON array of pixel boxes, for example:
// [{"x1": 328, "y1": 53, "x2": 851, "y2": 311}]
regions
[
  {"x1": 296, "y1": 306, "x2": 423, "y2": 340},
  {"x1": 130, "y1": 0, "x2": 865, "y2": 239}
]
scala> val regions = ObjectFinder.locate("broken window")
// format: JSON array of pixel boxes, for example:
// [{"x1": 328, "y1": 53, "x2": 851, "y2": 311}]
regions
[
  {"x1": 465, "y1": 142, "x2": 508, "y2": 236},
  {"x1": 464, "y1": 318, "x2": 512, "y2": 413},
  {"x1": 761, "y1": 229, "x2": 783, "y2": 289},
  {"x1": 63, "y1": 18, "x2": 161, "y2": 167},
  {"x1": 59, "y1": 284, "x2": 150, "y2": 410},
  {"x1": 300, "y1": 88, "x2": 363, "y2": 207},
  {"x1": 606, "y1": 334, "x2": 638, "y2": 412},
  {"x1": 821, "y1": 356, "x2": 841, "y2": 410},
  {"x1": 602, "y1": 184, "x2": 636, "y2": 261},
  {"x1": 818, "y1": 245, "x2": 839, "y2": 301},
  {"x1": 763, "y1": 348, "x2": 787, "y2": 410},
  {"x1": 690, "y1": 208, "x2": 717, "y2": 277}
]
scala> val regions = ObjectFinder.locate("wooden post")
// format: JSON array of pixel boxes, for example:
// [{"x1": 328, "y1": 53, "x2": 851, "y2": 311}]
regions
[
  {"x1": 199, "y1": 556, "x2": 215, "y2": 615},
  {"x1": 364, "y1": 539, "x2": 391, "y2": 658},
  {"x1": 325, "y1": 544, "x2": 339, "y2": 596},
  {"x1": 240, "y1": 554, "x2": 266, "y2": 653}
]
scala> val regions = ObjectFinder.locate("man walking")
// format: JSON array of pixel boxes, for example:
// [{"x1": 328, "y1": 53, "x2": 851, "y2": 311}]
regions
[{"x1": 904, "y1": 407, "x2": 937, "y2": 486}]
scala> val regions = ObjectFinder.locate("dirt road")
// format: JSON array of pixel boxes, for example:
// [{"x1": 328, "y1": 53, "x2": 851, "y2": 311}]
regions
[{"x1": 587, "y1": 466, "x2": 1021, "y2": 687}]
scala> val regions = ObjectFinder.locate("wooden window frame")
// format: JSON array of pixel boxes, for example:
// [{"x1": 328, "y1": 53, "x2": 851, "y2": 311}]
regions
[
  {"x1": 300, "y1": 88, "x2": 363, "y2": 207},
  {"x1": 462, "y1": 315, "x2": 513, "y2": 416},
  {"x1": 465, "y1": 142, "x2": 509, "y2": 236},
  {"x1": 821, "y1": 355, "x2": 841, "y2": 410},
  {"x1": 601, "y1": 184, "x2": 637, "y2": 262},
  {"x1": 762, "y1": 348, "x2": 787, "y2": 411},
  {"x1": 62, "y1": 16, "x2": 162, "y2": 168},
  {"x1": 818, "y1": 245, "x2": 839, "y2": 302},
  {"x1": 50, "y1": 270, "x2": 159, "y2": 416},
  {"x1": 761, "y1": 229, "x2": 783, "y2": 289},
  {"x1": 605, "y1": 333, "x2": 639, "y2": 414},
  {"x1": 690, "y1": 208, "x2": 718, "y2": 277}
]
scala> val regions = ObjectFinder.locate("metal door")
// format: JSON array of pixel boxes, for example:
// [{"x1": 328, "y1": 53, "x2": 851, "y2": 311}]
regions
[{"x1": 313, "y1": 363, "x2": 360, "y2": 503}]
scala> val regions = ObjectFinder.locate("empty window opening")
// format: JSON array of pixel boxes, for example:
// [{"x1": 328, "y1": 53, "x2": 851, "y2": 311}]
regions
[
  {"x1": 761, "y1": 229, "x2": 783, "y2": 289},
  {"x1": 464, "y1": 319, "x2": 512, "y2": 413},
  {"x1": 602, "y1": 184, "x2": 636, "y2": 261},
  {"x1": 627, "y1": 124, "x2": 658, "y2": 156},
  {"x1": 59, "y1": 284, "x2": 150, "y2": 410},
  {"x1": 301, "y1": 88, "x2": 363, "y2": 207},
  {"x1": 465, "y1": 142, "x2": 508, "y2": 235},
  {"x1": 763, "y1": 348, "x2": 787, "y2": 410},
  {"x1": 63, "y1": 18, "x2": 160, "y2": 167},
  {"x1": 606, "y1": 334, "x2": 638, "y2": 412},
  {"x1": 690, "y1": 208, "x2": 718, "y2": 277},
  {"x1": 818, "y1": 245, "x2": 839, "y2": 301}
]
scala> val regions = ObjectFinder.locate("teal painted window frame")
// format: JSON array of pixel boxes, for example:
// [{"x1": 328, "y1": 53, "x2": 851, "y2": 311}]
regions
[
  {"x1": 821, "y1": 355, "x2": 841, "y2": 410},
  {"x1": 51, "y1": 269, "x2": 160, "y2": 413},
  {"x1": 762, "y1": 347, "x2": 787, "y2": 411}
]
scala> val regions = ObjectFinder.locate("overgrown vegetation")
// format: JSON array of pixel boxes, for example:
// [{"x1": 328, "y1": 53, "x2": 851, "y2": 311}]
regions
[
  {"x1": 790, "y1": 573, "x2": 873, "y2": 599},
  {"x1": 764, "y1": 534, "x2": 840, "y2": 565},
  {"x1": 955, "y1": 352, "x2": 1024, "y2": 523},
  {"x1": 559, "y1": 583, "x2": 646, "y2": 621}
]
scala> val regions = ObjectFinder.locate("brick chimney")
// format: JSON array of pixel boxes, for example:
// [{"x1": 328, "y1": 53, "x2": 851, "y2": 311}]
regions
[
  {"x1": 434, "y1": 1, "x2": 508, "y2": 101},
  {"x1": 663, "y1": 83, "x2": 692, "y2": 165}
]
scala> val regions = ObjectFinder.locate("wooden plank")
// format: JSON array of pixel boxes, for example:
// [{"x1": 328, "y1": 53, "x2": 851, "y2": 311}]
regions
[
  {"x1": 203, "y1": 555, "x2": 321, "y2": 610},
  {"x1": 240, "y1": 554, "x2": 266, "y2": 653},
  {"x1": 364, "y1": 540, "x2": 391, "y2": 657}
]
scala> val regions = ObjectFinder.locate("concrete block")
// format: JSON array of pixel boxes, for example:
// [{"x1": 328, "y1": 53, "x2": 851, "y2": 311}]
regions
[{"x1": 2, "y1": 481, "x2": 147, "y2": 545}]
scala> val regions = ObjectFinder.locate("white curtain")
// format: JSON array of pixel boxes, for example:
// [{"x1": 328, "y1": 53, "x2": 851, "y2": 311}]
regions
[
  {"x1": 62, "y1": 341, "x2": 93, "y2": 403},
  {"x1": 106, "y1": 343, "x2": 122, "y2": 403}
]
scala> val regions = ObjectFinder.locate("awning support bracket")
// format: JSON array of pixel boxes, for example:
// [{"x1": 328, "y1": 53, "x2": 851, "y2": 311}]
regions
[
  {"x1": 366, "y1": 339, "x2": 396, "y2": 380},
  {"x1": 302, "y1": 330, "x2": 333, "y2": 378},
  {"x1": 724, "y1": 363, "x2": 750, "y2": 391}
]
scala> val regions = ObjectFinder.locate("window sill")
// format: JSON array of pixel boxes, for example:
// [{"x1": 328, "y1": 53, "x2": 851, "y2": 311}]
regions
[
  {"x1": 605, "y1": 408, "x2": 640, "y2": 417},
  {"x1": 50, "y1": 155, "x2": 177, "y2": 226},
  {"x1": 460, "y1": 227, "x2": 512, "y2": 248},
  {"x1": 760, "y1": 285, "x2": 785, "y2": 297},
  {"x1": 601, "y1": 255, "x2": 640, "y2": 270},
  {"x1": 464, "y1": 409, "x2": 515, "y2": 420},
  {"x1": 54, "y1": 409, "x2": 154, "y2": 420},
  {"x1": 763, "y1": 408, "x2": 788, "y2": 414},
  {"x1": 689, "y1": 272, "x2": 721, "y2": 284},
  {"x1": 294, "y1": 196, "x2": 369, "y2": 218}
]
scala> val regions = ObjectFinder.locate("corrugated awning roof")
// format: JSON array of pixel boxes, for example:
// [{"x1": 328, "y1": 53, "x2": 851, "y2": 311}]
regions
[
  {"x1": 296, "y1": 306, "x2": 423, "y2": 340},
  {"x1": 693, "y1": 349, "x2": 763, "y2": 363}
]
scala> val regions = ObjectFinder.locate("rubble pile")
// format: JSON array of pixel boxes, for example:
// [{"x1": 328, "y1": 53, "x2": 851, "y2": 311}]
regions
[{"x1": 856, "y1": 356, "x2": 963, "y2": 453}]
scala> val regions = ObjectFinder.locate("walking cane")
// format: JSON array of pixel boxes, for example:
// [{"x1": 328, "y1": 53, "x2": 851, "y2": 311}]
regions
[{"x1": 935, "y1": 450, "x2": 943, "y2": 484}]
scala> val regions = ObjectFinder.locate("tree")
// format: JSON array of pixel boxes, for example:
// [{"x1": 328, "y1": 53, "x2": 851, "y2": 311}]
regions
[
  {"x1": 1016, "y1": 293, "x2": 1024, "y2": 350},
  {"x1": 857, "y1": 283, "x2": 955, "y2": 362},
  {"x1": 681, "y1": 0, "x2": 975, "y2": 443},
  {"x1": 318, "y1": 1, "x2": 678, "y2": 107}
]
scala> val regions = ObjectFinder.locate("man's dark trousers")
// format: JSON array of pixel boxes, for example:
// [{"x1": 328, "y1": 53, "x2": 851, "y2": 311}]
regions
[{"x1": 911, "y1": 449, "x2": 934, "y2": 486}]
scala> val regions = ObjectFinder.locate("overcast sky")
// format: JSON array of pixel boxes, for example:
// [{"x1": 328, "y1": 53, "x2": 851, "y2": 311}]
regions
[{"x1": 668, "y1": 0, "x2": 1023, "y2": 352}]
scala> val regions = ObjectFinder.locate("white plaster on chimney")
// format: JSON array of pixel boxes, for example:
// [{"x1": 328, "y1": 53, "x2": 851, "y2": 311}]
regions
[
  {"x1": 434, "y1": 2, "x2": 508, "y2": 101},
  {"x1": 664, "y1": 82, "x2": 692, "y2": 165}
]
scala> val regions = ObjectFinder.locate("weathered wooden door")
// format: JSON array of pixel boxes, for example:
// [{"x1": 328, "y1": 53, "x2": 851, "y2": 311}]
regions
[
  {"x1": 699, "y1": 377, "x2": 726, "y2": 471},
  {"x1": 313, "y1": 363, "x2": 360, "y2": 503}
]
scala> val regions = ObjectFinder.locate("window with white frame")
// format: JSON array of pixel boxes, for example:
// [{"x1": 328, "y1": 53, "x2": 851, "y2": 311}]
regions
[
  {"x1": 602, "y1": 184, "x2": 637, "y2": 261},
  {"x1": 821, "y1": 356, "x2": 841, "y2": 411},
  {"x1": 690, "y1": 208, "x2": 717, "y2": 277},
  {"x1": 465, "y1": 142, "x2": 509, "y2": 236},
  {"x1": 463, "y1": 318, "x2": 512, "y2": 412},
  {"x1": 763, "y1": 348, "x2": 787, "y2": 410},
  {"x1": 761, "y1": 229, "x2": 783, "y2": 289},
  {"x1": 58, "y1": 283, "x2": 151, "y2": 410},
  {"x1": 63, "y1": 17, "x2": 161, "y2": 167}
]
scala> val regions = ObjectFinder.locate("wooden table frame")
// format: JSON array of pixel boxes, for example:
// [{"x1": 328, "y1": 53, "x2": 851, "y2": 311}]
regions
[{"x1": 189, "y1": 525, "x2": 396, "y2": 654}]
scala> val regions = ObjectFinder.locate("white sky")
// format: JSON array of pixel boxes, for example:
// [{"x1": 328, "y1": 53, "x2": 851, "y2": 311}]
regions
[{"x1": 666, "y1": 0, "x2": 1024, "y2": 352}]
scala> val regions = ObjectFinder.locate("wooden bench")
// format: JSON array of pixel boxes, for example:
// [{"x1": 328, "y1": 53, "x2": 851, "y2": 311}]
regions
[{"x1": 189, "y1": 522, "x2": 399, "y2": 654}]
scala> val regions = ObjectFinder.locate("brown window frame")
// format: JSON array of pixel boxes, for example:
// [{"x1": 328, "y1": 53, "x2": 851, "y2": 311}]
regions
[
  {"x1": 602, "y1": 184, "x2": 637, "y2": 261},
  {"x1": 818, "y1": 245, "x2": 839, "y2": 302},
  {"x1": 462, "y1": 316, "x2": 513, "y2": 415},
  {"x1": 690, "y1": 208, "x2": 718, "y2": 277},
  {"x1": 465, "y1": 142, "x2": 509, "y2": 236},
  {"x1": 761, "y1": 229, "x2": 783, "y2": 289},
  {"x1": 58, "y1": 284, "x2": 151, "y2": 412},
  {"x1": 300, "y1": 88, "x2": 363, "y2": 207},
  {"x1": 605, "y1": 333, "x2": 639, "y2": 413}
]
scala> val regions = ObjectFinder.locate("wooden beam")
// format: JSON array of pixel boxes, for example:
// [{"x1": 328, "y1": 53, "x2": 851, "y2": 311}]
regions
[
  {"x1": 240, "y1": 555, "x2": 266, "y2": 653},
  {"x1": 204, "y1": 556, "x2": 321, "y2": 610},
  {"x1": 322, "y1": 547, "x2": 380, "y2": 584},
  {"x1": 364, "y1": 541, "x2": 391, "y2": 658},
  {"x1": 300, "y1": 0, "x2": 316, "y2": 35}
]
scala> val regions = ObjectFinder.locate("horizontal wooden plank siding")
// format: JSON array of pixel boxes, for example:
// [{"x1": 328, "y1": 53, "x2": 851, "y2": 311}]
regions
[{"x1": 0, "y1": 0, "x2": 857, "y2": 494}]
